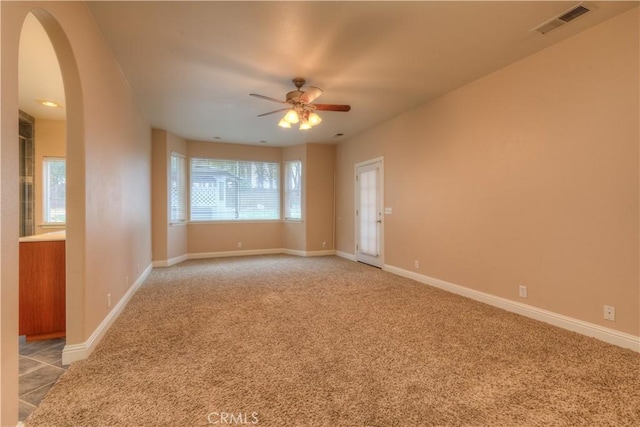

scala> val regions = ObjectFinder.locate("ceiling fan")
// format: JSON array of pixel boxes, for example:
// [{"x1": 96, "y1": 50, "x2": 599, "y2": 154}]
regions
[{"x1": 250, "y1": 78, "x2": 351, "y2": 130}]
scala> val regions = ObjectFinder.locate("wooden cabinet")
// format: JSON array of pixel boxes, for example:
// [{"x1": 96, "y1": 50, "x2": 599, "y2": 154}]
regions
[{"x1": 19, "y1": 239, "x2": 66, "y2": 341}]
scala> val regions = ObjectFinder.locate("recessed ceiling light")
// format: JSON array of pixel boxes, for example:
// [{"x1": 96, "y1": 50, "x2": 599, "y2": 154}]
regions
[{"x1": 39, "y1": 100, "x2": 60, "y2": 108}]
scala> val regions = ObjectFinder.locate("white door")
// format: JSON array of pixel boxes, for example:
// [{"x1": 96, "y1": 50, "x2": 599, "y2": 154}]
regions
[{"x1": 356, "y1": 159, "x2": 383, "y2": 268}]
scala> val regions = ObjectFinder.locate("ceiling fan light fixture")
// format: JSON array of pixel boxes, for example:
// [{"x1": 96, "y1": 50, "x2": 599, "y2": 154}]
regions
[
  {"x1": 284, "y1": 109, "x2": 299, "y2": 124},
  {"x1": 278, "y1": 118, "x2": 291, "y2": 128},
  {"x1": 252, "y1": 78, "x2": 351, "y2": 131}
]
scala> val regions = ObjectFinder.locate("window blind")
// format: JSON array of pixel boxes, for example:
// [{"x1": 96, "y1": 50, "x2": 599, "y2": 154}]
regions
[{"x1": 190, "y1": 158, "x2": 280, "y2": 221}]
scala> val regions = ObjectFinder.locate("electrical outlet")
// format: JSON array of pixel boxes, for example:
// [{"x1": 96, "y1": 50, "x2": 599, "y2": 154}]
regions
[
  {"x1": 237, "y1": 242, "x2": 242, "y2": 249},
  {"x1": 604, "y1": 305, "x2": 615, "y2": 321},
  {"x1": 414, "y1": 260, "x2": 419, "y2": 269},
  {"x1": 107, "y1": 293, "x2": 111, "y2": 308},
  {"x1": 519, "y1": 285, "x2": 527, "y2": 298},
  {"x1": 322, "y1": 241, "x2": 327, "y2": 248}
]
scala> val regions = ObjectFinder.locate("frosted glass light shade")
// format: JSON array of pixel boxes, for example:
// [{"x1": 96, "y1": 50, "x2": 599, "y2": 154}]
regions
[
  {"x1": 284, "y1": 109, "x2": 299, "y2": 124},
  {"x1": 308, "y1": 112, "x2": 322, "y2": 126},
  {"x1": 278, "y1": 118, "x2": 291, "y2": 128}
]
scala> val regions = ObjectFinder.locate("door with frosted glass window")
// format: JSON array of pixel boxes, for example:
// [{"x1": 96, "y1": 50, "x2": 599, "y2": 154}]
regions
[{"x1": 356, "y1": 159, "x2": 383, "y2": 268}]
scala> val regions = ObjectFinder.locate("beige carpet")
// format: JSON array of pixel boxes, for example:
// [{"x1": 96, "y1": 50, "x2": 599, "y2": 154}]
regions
[{"x1": 27, "y1": 255, "x2": 640, "y2": 426}]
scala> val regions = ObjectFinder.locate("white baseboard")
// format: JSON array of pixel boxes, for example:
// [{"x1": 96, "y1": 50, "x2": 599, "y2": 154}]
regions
[
  {"x1": 153, "y1": 249, "x2": 339, "y2": 265},
  {"x1": 306, "y1": 249, "x2": 336, "y2": 257},
  {"x1": 383, "y1": 264, "x2": 640, "y2": 353},
  {"x1": 282, "y1": 249, "x2": 336, "y2": 257},
  {"x1": 62, "y1": 263, "x2": 153, "y2": 365},
  {"x1": 336, "y1": 250, "x2": 356, "y2": 261},
  {"x1": 152, "y1": 254, "x2": 188, "y2": 267},
  {"x1": 188, "y1": 248, "x2": 283, "y2": 259},
  {"x1": 282, "y1": 248, "x2": 307, "y2": 257}
]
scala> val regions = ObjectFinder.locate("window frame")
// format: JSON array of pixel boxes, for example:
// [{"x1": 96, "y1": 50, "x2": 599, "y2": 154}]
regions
[
  {"x1": 169, "y1": 151, "x2": 187, "y2": 225},
  {"x1": 189, "y1": 157, "x2": 281, "y2": 222},
  {"x1": 284, "y1": 160, "x2": 303, "y2": 221},
  {"x1": 42, "y1": 156, "x2": 66, "y2": 226}
]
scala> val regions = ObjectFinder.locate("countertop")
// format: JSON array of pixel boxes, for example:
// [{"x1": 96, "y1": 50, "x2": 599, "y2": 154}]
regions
[{"x1": 19, "y1": 230, "x2": 66, "y2": 242}]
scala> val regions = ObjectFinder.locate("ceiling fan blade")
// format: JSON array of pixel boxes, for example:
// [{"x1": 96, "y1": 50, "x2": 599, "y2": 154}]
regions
[
  {"x1": 257, "y1": 108, "x2": 289, "y2": 117},
  {"x1": 250, "y1": 93, "x2": 287, "y2": 104},
  {"x1": 300, "y1": 86, "x2": 323, "y2": 104},
  {"x1": 312, "y1": 104, "x2": 351, "y2": 112}
]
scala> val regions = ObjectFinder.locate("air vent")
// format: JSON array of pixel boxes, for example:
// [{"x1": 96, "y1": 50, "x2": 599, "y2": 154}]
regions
[
  {"x1": 558, "y1": 5, "x2": 590, "y2": 22},
  {"x1": 534, "y1": 19, "x2": 567, "y2": 35},
  {"x1": 532, "y1": 3, "x2": 591, "y2": 35}
]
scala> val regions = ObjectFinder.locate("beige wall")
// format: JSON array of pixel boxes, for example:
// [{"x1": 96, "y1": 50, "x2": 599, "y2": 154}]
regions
[
  {"x1": 186, "y1": 141, "x2": 284, "y2": 254},
  {"x1": 336, "y1": 8, "x2": 639, "y2": 336},
  {"x1": 187, "y1": 222, "x2": 283, "y2": 254},
  {"x1": 306, "y1": 144, "x2": 335, "y2": 252},
  {"x1": 152, "y1": 129, "x2": 188, "y2": 263},
  {"x1": 189, "y1": 140, "x2": 282, "y2": 163},
  {"x1": 34, "y1": 118, "x2": 66, "y2": 235},
  {"x1": 1, "y1": 3, "x2": 152, "y2": 424},
  {"x1": 151, "y1": 129, "x2": 169, "y2": 261},
  {"x1": 283, "y1": 144, "x2": 306, "y2": 251}
]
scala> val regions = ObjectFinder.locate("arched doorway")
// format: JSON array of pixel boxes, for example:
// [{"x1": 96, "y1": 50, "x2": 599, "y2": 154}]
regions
[
  {"x1": 1, "y1": 6, "x2": 86, "y2": 425},
  {"x1": 28, "y1": 7, "x2": 86, "y2": 362},
  {"x1": 17, "y1": 12, "x2": 67, "y2": 421}
]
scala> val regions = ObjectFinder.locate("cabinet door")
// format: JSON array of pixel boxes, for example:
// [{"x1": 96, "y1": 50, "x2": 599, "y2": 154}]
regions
[{"x1": 19, "y1": 241, "x2": 66, "y2": 340}]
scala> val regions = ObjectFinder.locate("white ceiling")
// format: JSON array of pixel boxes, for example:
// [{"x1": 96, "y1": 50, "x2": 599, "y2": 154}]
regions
[{"x1": 20, "y1": 2, "x2": 638, "y2": 145}]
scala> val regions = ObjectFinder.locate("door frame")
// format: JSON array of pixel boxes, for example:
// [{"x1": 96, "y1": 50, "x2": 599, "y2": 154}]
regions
[{"x1": 354, "y1": 157, "x2": 384, "y2": 268}]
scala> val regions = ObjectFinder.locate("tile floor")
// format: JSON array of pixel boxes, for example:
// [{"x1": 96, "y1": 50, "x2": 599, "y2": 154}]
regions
[{"x1": 18, "y1": 336, "x2": 67, "y2": 422}]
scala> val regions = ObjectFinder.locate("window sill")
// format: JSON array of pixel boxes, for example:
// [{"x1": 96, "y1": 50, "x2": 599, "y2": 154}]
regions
[
  {"x1": 40, "y1": 224, "x2": 66, "y2": 229},
  {"x1": 188, "y1": 219, "x2": 283, "y2": 225},
  {"x1": 169, "y1": 221, "x2": 187, "y2": 227}
]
